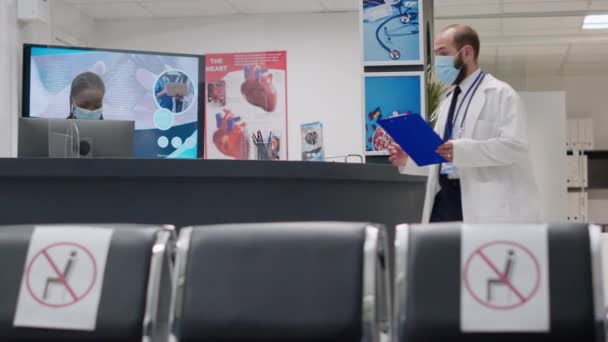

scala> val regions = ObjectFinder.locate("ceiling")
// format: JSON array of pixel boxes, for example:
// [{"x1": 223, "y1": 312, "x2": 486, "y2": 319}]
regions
[
  {"x1": 59, "y1": 0, "x2": 608, "y2": 77},
  {"x1": 58, "y1": 0, "x2": 358, "y2": 19},
  {"x1": 435, "y1": 0, "x2": 608, "y2": 77}
]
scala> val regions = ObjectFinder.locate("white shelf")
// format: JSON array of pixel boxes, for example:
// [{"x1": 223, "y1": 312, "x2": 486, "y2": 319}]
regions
[{"x1": 567, "y1": 118, "x2": 594, "y2": 151}]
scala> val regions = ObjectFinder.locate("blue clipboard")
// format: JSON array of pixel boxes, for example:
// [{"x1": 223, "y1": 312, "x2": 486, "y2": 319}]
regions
[{"x1": 378, "y1": 114, "x2": 446, "y2": 166}]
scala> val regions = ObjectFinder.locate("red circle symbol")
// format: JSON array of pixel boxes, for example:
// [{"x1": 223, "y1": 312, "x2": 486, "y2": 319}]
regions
[
  {"x1": 463, "y1": 240, "x2": 541, "y2": 310},
  {"x1": 25, "y1": 242, "x2": 98, "y2": 308}
]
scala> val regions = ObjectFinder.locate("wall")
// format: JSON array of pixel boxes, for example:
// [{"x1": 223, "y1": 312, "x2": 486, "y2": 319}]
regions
[
  {"x1": 519, "y1": 92, "x2": 568, "y2": 222},
  {"x1": 0, "y1": 0, "x2": 20, "y2": 157},
  {"x1": 502, "y1": 74, "x2": 608, "y2": 223},
  {"x1": 93, "y1": 12, "x2": 363, "y2": 160},
  {"x1": 49, "y1": 0, "x2": 97, "y2": 46},
  {"x1": 500, "y1": 73, "x2": 608, "y2": 150},
  {"x1": 589, "y1": 189, "x2": 608, "y2": 224},
  {"x1": 19, "y1": 1, "x2": 96, "y2": 46},
  {"x1": 2, "y1": 1, "x2": 97, "y2": 157}
]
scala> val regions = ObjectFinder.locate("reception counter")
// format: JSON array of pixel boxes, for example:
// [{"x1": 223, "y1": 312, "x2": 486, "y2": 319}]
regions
[{"x1": 0, "y1": 158, "x2": 426, "y2": 230}]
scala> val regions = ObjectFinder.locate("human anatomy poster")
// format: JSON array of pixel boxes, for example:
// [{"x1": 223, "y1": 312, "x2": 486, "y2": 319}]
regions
[
  {"x1": 364, "y1": 72, "x2": 425, "y2": 155},
  {"x1": 362, "y1": 0, "x2": 423, "y2": 66},
  {"x1": 205, "y1": 51, "x2": 287, "y2": 160}
]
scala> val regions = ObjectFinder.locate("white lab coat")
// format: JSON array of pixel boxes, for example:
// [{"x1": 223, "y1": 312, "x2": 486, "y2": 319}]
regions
[{"x1": 402, "y1": 73, "x2": 541, "y2": 223}]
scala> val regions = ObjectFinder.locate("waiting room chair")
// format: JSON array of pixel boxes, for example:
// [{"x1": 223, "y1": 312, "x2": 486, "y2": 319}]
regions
[
  {"x1": 393, "y1": 223, "x2": 605, "y2": 342},
  {"x1": 0, "y1": 224, "x2": 174, "y2": 342},
  {"x1": 169, "y1": 222, "x2": 391, "y2": 342}
]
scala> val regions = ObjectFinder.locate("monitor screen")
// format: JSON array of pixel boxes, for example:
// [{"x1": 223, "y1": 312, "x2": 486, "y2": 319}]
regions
[{"x1": 23, "y1": 44, "x2": 203, "y2": 159}]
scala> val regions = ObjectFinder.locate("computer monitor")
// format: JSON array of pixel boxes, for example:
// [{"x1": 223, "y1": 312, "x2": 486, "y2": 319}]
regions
[
  {"x1": 22, "y1": 44, "x2": 202, "y2": 159},
  {"x1": 18, "y1": 118, "x2": 135, "y2": 158}
]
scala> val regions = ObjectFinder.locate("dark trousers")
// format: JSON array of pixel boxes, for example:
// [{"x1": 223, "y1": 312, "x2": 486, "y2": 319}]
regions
[{"x1": 430, "y1": 174, "x2": 463, "y2": 222}]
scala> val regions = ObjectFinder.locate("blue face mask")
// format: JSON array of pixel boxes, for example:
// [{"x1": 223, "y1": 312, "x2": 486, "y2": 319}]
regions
[
  {"x1": 434, "y1": 49, "x2": 463, "y2": 85},
  {"x1": 72, "y1": 105, "x2": 102, "y2": 120}
]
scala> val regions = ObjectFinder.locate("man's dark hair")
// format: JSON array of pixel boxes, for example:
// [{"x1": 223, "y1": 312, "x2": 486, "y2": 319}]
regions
[
  {"x1": 70, "y1": 71, "x2": 105, "y2": 100},
  {"x1": 443, "y1": 24, "x2": 480, "y2": 62}
]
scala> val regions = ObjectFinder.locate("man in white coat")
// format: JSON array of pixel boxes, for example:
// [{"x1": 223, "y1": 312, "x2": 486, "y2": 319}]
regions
[{"x1": 388, "y1": 24, "x2": 541, "y2": 223}]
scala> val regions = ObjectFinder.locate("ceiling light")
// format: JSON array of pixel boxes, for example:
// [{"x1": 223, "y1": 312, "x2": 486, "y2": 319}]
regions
[{"x1": 583, "y1": 14, "x2": 608, "y2": 29}]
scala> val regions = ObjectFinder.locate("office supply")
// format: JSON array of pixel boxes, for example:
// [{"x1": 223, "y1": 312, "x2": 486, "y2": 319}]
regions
[
  {"x1": 378, "y1": 114, "x2": 446, "y2": 166},
  {"x1": 249, "y1": 130, "x2": 279, "y2": 160},
  {"x1": 19, "y1": 118, "x2": 134, "y2": 158},
  {"x1": 254, "y1": 142, "x2": 271, "y2": 161}
]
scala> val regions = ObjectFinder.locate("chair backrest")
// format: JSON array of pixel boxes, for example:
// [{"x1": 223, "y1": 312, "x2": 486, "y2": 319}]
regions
[
  {"x1": 169, "y1": 222, "x2": 391, "y2": 342},
  {"x1": 394, "y1": 223, "x2": 605, "y2": 342},
  {"x1": 0, "y1": 224, "x2": 173, "y2": 342}
]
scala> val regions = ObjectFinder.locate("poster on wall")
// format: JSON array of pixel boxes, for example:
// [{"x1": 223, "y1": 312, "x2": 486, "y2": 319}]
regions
[
  {"x1": 301, "y1": 122, "x2": 324, "y2": 161},
  {"x1": 205, "y1": 51, "x2": 287, "y2": 160},
  {"x1": 364, "y1": 72, "x2": 425, "y2": 155},
  {"x1": 361, "y1": 0, "x2": 423, "y2": 66}
]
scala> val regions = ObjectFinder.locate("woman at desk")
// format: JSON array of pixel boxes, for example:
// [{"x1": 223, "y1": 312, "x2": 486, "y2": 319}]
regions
[{"x1": 67, "y1": 72, "x2": 105, "y2": 120}]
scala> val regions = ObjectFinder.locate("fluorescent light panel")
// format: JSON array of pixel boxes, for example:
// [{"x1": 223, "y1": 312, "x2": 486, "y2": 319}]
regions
[{"x1": 583, "y1": 14, "x2": 608, "y2": 30}]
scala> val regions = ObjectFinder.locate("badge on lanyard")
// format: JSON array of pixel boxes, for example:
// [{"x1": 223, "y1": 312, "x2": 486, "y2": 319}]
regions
[
  {"x1": 455, "y1": 127, "x2": 464, "y2": 139},
  {"x1": 440, "y1": 163, "x2": 459, "y2": 179}
]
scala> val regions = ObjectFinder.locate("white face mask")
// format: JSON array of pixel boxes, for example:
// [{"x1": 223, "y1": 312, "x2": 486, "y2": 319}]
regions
[{"x1": 72, "y1": 105, "x2": 103, "y2": 120}]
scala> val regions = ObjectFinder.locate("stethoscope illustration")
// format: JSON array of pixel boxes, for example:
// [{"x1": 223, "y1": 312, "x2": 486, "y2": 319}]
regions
[{"x1": 365, "y1": 0, "x2": 419, "y2": 60}]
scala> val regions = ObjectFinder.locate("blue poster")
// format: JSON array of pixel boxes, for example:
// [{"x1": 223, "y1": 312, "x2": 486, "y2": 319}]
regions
[
  {"x1": 362, "y1": 0, "x2": 422, "y2": 66},
  {"x1": 364, "y1": 72, "x2": 424, "y2": 155}
]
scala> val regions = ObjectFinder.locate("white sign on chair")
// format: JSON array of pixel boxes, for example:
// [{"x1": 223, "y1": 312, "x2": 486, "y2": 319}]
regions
[{"x1": 13, "y1": 226, "x2": 113, "y2": 331}]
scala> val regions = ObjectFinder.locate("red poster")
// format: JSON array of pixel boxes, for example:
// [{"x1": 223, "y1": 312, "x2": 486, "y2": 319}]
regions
[{"x1": 205, "y1": 51, "x2": 287, "y2": 160}]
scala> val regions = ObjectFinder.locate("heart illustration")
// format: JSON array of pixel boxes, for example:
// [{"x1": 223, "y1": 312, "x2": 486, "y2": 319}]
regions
[
  {"x1": 213, "y1": 109, "x2": 250, "y2": 159},
  {"x1": 241, "y1": 64, "x2": 277, "y2": 112}
]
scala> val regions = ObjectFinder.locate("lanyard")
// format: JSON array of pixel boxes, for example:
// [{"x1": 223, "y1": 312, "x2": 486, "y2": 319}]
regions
[{"x1": 450, "y1": 71, "x2": 485, "y2": 132}]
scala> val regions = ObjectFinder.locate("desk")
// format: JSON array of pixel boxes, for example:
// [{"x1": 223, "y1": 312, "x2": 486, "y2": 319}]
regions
[{"x1": 0, "y1": 158, "x2": 426, "y2": 229}]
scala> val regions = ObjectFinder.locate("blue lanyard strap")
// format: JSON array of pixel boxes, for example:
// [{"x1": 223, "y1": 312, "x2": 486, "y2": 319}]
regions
[
  {"x1": 459, "y1": 73, "x2": 486, "y2": 129},
  {"x1": 451, "y1": 70, "x2": 485, "y2": 129}
]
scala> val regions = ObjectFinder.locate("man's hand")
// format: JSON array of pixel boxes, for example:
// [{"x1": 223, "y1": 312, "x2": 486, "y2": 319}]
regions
[
  {"x1": 436, "y1": 141, "x2": 454, "y2": 162},
  {"x1": 388, "y1": 143, "x2": 408, "y2": 168}
]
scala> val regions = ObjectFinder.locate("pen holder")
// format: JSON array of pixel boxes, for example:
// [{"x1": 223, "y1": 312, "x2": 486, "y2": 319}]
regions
[{"x1": 254, "y1": 142, "x2": 272, "y2": 161}]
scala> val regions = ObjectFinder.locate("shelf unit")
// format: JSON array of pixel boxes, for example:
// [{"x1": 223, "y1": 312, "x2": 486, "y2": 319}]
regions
[{"x1": 566, "y1": 118, "x2": 608, "y2": 224}]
